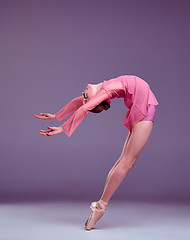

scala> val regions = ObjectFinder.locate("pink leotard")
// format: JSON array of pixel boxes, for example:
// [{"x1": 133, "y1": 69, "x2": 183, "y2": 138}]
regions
[
  {"x1": 140, "y1": 104, "x2": 155, "y2": 122},
  {"x1": 55, "y1": 75, "x2": 159, "y2": 137}
]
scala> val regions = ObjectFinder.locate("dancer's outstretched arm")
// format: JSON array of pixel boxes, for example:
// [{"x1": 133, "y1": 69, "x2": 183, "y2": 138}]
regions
[
  {"x1": 34, "y1": 95, "x2": 84, "y2": 137},
  {"x1": 39, "y1": 87, "x2": 110, "y2": 137}
]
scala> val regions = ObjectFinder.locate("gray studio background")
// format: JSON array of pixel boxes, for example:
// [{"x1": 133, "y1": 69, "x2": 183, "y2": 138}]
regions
[{"x1": 0, "y1": 0, "x2": 189, "y2": 203}]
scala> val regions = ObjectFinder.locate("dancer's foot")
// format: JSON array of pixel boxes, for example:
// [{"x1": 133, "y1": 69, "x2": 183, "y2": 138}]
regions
[{"x1": 85, "y1": 199, "x2": 108, "y2": 230}]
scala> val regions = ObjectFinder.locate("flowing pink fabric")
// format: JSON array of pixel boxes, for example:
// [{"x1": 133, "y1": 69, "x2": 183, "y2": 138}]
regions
[{"x1": 55, "y1": 75, "x2": 159, "y2": 137}]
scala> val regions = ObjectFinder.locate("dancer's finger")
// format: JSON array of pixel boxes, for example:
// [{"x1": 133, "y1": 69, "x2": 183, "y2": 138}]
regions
[
  {"x1": 33, "y1": 114, "x2": 42, "y2": 119},
  {"x1": 34, "y1": 114, "x2": 47, "y2": 120},
  {"x1": 40, "y1": 129, "x2": 47, "y2": 133},
  {"x1": 40, "y1": 132, "x2": 46, "y2": 136}
]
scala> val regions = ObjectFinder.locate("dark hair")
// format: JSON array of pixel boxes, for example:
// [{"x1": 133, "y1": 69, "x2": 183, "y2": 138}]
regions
[
  {"x1": 89, "y1": 101, "x2": 110, "y2": 113},
  {"x1": 101, "y1": 101, "x2": 110, "y2": 110}
]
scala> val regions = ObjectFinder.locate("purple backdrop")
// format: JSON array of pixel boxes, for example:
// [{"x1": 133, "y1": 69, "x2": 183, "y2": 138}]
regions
[{"x1": 0, "y1": 0, "x2": 189, "y2": 203}]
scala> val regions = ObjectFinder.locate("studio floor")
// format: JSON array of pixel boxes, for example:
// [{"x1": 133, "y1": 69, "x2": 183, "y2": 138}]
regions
[{"x1": 0, "y1": 200, "x2": 189, "y2": 240}]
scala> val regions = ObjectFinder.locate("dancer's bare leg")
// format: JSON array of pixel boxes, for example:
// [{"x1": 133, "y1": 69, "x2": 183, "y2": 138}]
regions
[
  {"x1": 100, "y1": 121, "x2": 153, "y2": 203},
  {"x1": 85, "y1": 121, "x2": 153, "y2": 230},
  {"x1": 85, "y1": 130, "x2": 132, "y2": 228},
  {"x1": 103, "y1": 130, "x2": 132, "y2": 191},
  {"x1": 93, "y1": 131, "x2": 132, "y2": 212}
]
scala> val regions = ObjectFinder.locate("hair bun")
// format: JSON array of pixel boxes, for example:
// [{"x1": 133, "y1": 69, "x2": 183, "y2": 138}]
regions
[{"x1": 103, "y1": 102, "x2": 110, "y2": 110}]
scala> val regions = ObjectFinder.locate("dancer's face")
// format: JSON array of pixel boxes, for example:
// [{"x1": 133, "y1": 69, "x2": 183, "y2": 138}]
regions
[
  {"x1": 82, "y1": 84, "x2": 96, "y2": 104},
  {"x1": 82, "y1": 84, "x2": 104, "y2": 113}
]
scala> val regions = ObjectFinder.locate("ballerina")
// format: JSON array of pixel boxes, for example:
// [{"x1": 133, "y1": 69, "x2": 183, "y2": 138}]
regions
[{"x1": 34, "y1": 75, "x2": 159, "y2": 230}]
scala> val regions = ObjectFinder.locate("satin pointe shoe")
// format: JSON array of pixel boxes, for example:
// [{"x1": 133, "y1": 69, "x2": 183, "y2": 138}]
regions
[{"x1": 85, "y1": 199, "x2": 108, "y2": 230}]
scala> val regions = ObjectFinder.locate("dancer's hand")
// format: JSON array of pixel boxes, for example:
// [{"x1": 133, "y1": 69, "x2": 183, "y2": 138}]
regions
[
  {"x1": 40, "y1": 126, "x2": 64, "y2": 136},
  {"x1": 33, "y1": 113, "x2": 56, "y2": 120}
]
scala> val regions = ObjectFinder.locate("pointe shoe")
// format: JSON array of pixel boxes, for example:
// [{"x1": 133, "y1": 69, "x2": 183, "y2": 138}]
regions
[{"x1": 85, "y1": 199, "x2": 108, "y2": 230}]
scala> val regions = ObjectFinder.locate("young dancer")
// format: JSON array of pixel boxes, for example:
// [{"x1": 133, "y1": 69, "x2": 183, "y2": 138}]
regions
[{"x1": 34, "y1": 75, "x2": 159, "y2": 230}]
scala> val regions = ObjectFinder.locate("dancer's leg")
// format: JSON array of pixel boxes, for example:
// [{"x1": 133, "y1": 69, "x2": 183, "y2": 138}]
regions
[
  {"x1": 103, "y1": 131, "x2": 132, "y2": 191},
  {"x1": 100, "y1": 121, "x2": 153, "y2": 203}
]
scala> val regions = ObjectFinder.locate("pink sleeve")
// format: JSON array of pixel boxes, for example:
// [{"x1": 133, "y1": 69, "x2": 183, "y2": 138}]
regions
[
  {"x1": 55, "y1": 96, "x2": 84, "y2": 122},
  {"x1": 60, "y1": 88, "x2": 110, "y2": 137}
]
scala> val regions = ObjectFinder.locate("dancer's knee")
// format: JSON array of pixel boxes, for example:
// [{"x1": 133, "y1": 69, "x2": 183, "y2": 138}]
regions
[
  {"x1": 129, "y1": 157, "x2": 137, "y2": 170},
  {"x1": 120, "y1": 156, "x2": 138, "y2": 173}
]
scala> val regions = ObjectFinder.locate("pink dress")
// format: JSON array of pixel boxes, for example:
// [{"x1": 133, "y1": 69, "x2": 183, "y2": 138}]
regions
[{"x1": 55, "y1": 75, "x2": 159, "y2": 137}]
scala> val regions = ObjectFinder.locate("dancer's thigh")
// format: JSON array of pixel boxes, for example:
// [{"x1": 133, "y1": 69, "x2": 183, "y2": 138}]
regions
[{"x1": 121, "y1": 121, "x2": 153, "y2": 166}]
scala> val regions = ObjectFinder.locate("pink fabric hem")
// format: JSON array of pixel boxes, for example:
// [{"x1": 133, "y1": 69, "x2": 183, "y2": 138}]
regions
[{"x1": 140, "y1": 104, "x2": 155, "y2": 123}]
